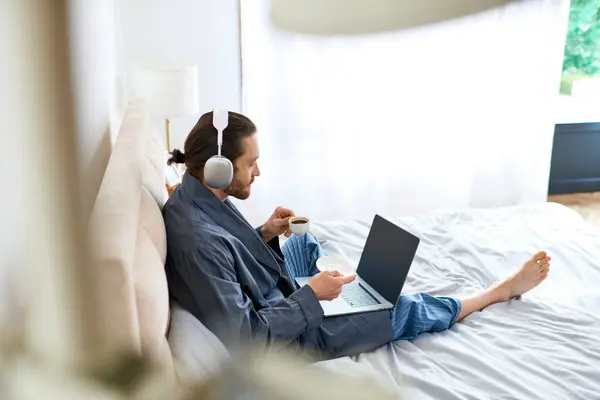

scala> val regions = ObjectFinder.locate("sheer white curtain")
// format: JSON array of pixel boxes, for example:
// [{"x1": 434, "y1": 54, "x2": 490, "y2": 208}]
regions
[{"x1": 238, "y1": 0, "x2": 569, "y2": 226}]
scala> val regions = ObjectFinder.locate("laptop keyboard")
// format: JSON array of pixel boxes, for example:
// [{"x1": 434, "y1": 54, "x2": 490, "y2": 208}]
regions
[{"x1": 341, "y1": 282, "x2": 381, "y2": 308}]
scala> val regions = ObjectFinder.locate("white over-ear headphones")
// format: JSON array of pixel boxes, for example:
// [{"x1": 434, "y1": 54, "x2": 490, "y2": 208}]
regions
[{"x1": 203, "y1": 109, "x2": 234, "y2": 189}]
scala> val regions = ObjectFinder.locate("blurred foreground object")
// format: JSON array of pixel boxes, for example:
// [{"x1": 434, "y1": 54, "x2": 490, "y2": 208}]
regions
[
  {"x1": 269, "y1": 0, "x2": 521, "y2": 35},
  {"x1": 2, "y1": 341, "x2": 399, "y2": 399}
]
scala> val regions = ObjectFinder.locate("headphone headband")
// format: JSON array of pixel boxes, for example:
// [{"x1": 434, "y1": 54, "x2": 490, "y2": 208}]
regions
[{"x1": 203, "y1": 109, "x2": 233, "y2": 189}]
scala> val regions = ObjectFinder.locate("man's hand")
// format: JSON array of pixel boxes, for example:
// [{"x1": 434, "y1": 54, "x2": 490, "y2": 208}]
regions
[
  {"x1": 260, "y1": 206, "x2": 295, "y2": 242},
  {"x1": 306, "y1": 270, "x2": 357, "y2": 301}
]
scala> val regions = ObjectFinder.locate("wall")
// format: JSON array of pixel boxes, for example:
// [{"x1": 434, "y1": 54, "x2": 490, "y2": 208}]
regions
[
  {"x1": 119, "y1": 0, "x2": 242, "y2": 151},
  {"x1": 68, "y1": 0, "x2": 123, "y2": 217}
]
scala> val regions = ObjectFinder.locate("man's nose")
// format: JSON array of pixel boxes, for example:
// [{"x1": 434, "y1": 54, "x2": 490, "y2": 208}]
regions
[{"x1": 254, "y1": 164, "x2": 260, "y2": 177}]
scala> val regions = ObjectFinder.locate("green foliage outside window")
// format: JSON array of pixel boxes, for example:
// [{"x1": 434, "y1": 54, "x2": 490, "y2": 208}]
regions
[{"x1": 560, "y1": 0, "x2": 600, "y2": 94}]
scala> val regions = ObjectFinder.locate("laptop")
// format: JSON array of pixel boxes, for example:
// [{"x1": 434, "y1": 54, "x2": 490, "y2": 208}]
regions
[{"x1": 295, "y1": 214, "x2": 420, "y2": 317}]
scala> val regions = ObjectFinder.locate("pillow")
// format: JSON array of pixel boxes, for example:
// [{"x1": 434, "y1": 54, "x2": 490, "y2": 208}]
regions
[{"x1": 167, "y1": 300, "x2": 232, "y2": 382}]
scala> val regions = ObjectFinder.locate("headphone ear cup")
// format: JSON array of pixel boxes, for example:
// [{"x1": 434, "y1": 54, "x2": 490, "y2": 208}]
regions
[{"x1": 204, "y1": 156, "x2": 233, "y2": 189}]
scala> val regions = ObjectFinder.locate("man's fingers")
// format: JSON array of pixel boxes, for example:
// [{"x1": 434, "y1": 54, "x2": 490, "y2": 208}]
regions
[
  {"x1": 328, "y1": 270, "x2": 342, "y2": 277},
  {"x1": 338, "y1": 274, "x2": 357, "y2": 284},
  {"x1": 278, "y1": 218, "x2": 292, "y2": 227},
  {"x1": 275, "y1": 206, "x2": 295, "y2": 218}
]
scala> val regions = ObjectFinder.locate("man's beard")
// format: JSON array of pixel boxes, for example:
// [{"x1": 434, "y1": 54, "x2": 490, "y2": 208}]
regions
[{"x1": 225, "y1": 177, "x2": 250, "y2": 200}]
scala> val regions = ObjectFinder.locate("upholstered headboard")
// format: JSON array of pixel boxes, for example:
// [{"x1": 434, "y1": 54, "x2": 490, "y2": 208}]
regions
[{"x1": 87, "y1": 100, "x2": 172, "y2": 374}]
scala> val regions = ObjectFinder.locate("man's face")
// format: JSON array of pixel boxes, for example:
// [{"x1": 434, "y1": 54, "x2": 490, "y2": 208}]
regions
[{"x1": 225, "y1": 134, "x2": 260, "y2": 200}]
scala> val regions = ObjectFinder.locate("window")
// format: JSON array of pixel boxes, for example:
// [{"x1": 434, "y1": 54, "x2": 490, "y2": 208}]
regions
[{"x1": 558, "y1": 0, "x2": 600, "y2": 123}]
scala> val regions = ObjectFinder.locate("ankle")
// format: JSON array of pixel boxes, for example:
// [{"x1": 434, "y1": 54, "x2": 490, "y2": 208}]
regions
[{"x1": 488, "y1": 280, "x2": 512, "y2": 303}]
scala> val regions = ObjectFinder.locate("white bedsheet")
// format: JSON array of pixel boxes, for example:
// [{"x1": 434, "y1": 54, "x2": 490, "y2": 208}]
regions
[{"x1": 310, "y1": 203, "x2": 600, "y2": 400}]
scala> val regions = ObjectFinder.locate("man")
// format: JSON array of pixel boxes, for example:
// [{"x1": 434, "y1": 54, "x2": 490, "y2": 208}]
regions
[{"x1": 164, "y1": 111, "x2": 551, "y2": 360}]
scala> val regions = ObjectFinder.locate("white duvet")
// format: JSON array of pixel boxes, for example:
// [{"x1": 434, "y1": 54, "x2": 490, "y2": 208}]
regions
[{"x1": 310, "y1": 203, "x2": 600, "y2": 400}]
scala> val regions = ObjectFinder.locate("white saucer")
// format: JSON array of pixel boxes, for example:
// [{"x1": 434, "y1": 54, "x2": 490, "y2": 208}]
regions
[{"x1": 316, "y1": 255, "x2": 355, "y2": 274}]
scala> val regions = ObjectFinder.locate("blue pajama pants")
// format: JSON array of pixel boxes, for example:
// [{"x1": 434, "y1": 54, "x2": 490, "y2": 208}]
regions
[{"x1": 282, "y1": 233, "x2": 461, "y2": 341}]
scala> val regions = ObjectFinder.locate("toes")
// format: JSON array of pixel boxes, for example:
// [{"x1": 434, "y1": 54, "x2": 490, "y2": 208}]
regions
[
  {"x1": 532, "y1": 251, "x2": 547, "y2": 262},
  {"x1": 537, "y1": 256, "x2": 551, "y2": 265}
]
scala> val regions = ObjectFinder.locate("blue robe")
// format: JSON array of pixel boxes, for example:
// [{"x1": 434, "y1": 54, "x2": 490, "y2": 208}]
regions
[{"x1": 164, "y1": 172, "x2": 393, "y2": 360}]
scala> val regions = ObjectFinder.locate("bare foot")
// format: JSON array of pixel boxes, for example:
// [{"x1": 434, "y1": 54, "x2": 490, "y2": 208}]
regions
[{"x1": 489, "y1": 251, "x2": 551, "y2": 303}]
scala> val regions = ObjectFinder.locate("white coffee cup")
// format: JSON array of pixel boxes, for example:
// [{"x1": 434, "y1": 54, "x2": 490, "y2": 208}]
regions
[{"x1": 288, "y1": 216, "x2": 310, "y2": 236}]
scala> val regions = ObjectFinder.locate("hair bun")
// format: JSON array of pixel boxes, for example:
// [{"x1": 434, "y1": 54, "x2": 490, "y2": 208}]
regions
[{"x1": 167, "y1": 148, "x2": 186, "y2": 165}]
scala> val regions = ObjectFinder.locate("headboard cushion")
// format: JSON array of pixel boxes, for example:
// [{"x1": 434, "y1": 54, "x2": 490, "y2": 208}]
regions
[
  {"x1": 88, "y1": 100, "x2": 172, "y2": 375},
  {"x1": 135, "y1": 187, "x2": 170, "y2": 355},
  {"x1": 140, "y1": 186, "x2": 168, "y2": 264},
  {"x1": 88, "y1": 102, "x2": 146, "y2": 353},
  {"x1": 143, "y1": 123, "x2": 169, "y2": 207}
]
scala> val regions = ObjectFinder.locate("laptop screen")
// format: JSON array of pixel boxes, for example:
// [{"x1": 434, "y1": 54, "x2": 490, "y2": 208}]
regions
[{"x1": 356, "y1": 215, "x2": 420, "y2": 304}]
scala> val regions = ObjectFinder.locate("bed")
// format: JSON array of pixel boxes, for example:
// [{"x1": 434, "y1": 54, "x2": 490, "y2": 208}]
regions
[
  {"x1": 89, "y1": 102, "x2": 600, "y2": 399},
  {"x1": 310, "y1": 203, "x2": 600, "y2": 399}
]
